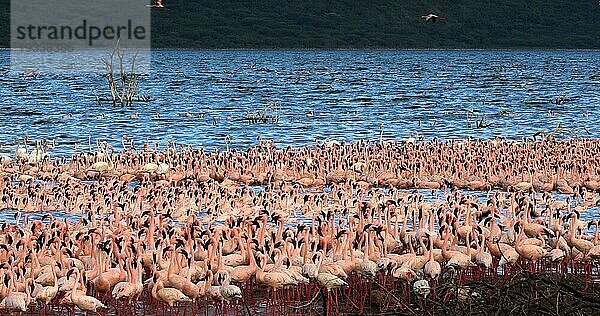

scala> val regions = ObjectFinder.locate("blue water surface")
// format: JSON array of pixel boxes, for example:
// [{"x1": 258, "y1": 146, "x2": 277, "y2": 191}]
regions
[{"x1": 0, "y1": 50, "x2": 599, "y2": 155}]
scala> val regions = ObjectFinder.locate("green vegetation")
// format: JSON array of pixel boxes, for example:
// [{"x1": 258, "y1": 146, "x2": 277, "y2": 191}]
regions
[
  {"x1": 0, "y1": 1, "x2": 7, "y2": 47},
  {"x1": 2, "y1": 0, "x2": 600, "y2": 48}
]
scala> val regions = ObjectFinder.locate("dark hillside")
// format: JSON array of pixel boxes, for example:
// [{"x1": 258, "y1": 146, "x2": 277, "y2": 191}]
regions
[{"x1": 2, "y1": 1, "x2": 600, "y2": 48}]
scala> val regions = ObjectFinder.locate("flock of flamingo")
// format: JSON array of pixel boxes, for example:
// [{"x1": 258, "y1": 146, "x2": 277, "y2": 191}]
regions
[{"x1": 0, "y1": 136, "x2": 599, "y2": 315}]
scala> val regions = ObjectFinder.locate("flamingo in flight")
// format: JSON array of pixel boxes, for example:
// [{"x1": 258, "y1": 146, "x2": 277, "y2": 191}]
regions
[
  {"x1": 147, "y1": 0, "x2": 164, "y2": 8},
  {"x1": 421, "y1": 14, "x2": 445, "y2": 23}
]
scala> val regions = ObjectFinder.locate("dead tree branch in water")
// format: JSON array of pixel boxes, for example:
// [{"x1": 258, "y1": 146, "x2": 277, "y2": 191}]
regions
[{"x1": 101, "y1": 38, "x2": 143, "y2": 106}]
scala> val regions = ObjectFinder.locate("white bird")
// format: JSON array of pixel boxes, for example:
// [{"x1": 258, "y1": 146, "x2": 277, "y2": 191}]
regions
[
  {"x1": 0, "y1": 292, "x2": 29, "y2": 312},
  {"x1": 27, "y1": 141, "x2": 48, "y2": 165},
  {"x1": 88, "y1": 150, "x2": 114, "y2": 174},
  {"x1": 218, "y1": 271, "x2": 242, "y2": 302},
  {"x1": 0, "y1": 155, "x2": 12, "y2": 167},
  {"x1": 413, "y1": 279, "x2": 431, "y2": 298},
  {"x1": 15, "y1": 136, "x2": 28, "y2": 161},
  {"x1": 421, "y1": 13, "x2": 445, "y2": 23},
  {"x1": 0, "y1": 277, "x2": 31, "y2": 312},
  {"x1": 70, "y1": 270, "x2": 107, "y2": 313},
  {"x1": 315, "y1": 272, "x2": 347, "y2": 290},
  {"x1": 151, "y1": 278, "x2": 191, "y2": 307},
  {"x1": 32, "y1": 263, "x2": 59, "y2": 304},
  {"x1": 0, "y1": 270, "x2": 31, "y2": 312}
]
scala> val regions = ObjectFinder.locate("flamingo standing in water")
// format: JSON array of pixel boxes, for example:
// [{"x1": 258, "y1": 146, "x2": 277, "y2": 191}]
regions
[
  {"x1": 68, "y1": 269, "x2": 107, "y2": 314},
  {"x1": 0, "y1": 270, "x2": 32, "y2": 312},
  {"x1": 2, "y1": 137, "x2": 600, "y2": 315},
  {"x1": 424, "y1": 234, "x2": 441, "y2": 279}
]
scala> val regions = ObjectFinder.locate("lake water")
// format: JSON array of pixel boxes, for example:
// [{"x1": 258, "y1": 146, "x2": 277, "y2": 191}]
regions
[
  {"x1": 0, "y1": 51, "x2": 599, "y2": 315},
  {"x1": 1, "y1": 50, "x2": 599, "y2": 155}
]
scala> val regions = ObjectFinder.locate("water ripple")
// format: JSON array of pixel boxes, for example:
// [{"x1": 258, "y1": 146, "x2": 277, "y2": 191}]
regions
[{"x1": 0, "y1": 50, "x2": 599, "y2": 156}]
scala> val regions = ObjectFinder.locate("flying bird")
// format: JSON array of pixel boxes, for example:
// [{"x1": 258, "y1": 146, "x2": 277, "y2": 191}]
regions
[
  {"x1": 421, "y1": 14, "x2": 445, "y2": 23},
  {"x1": 147, "y1": 0, "x2": 164, "y2": 8}
]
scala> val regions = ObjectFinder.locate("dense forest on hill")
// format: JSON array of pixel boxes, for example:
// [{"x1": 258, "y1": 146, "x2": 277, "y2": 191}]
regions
[{"x1": 2, "y1": 0, "x2": 600, "y2": 48}]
